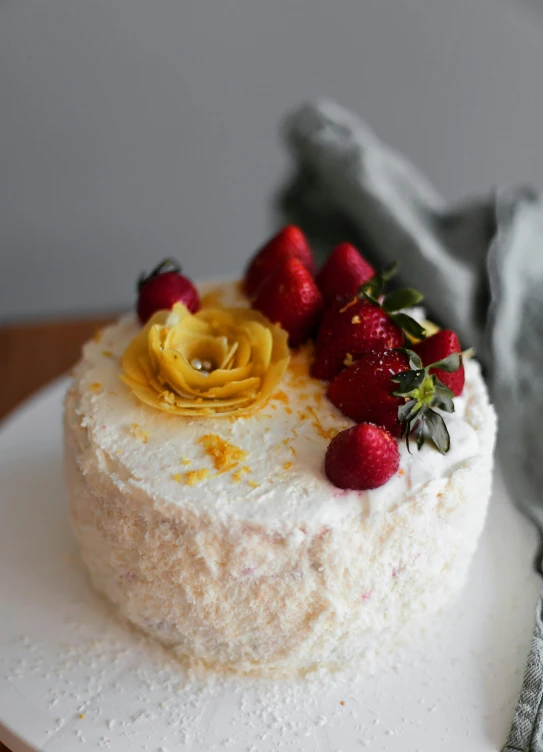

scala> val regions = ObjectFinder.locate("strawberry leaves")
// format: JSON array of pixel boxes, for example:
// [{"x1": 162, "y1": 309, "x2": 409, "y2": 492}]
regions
[
  {"x1": 359, "y1": 264, "x2": 427, "y2": 342},
  {"x1": 392, "y1": 349, "x2": 462, "y2": 454},
  {"x1": 381, "y1": 288, "x2": 424, "y2": 314},
  {"x1": 360, "y1": 261, "x2": 399, "y2": 301}
]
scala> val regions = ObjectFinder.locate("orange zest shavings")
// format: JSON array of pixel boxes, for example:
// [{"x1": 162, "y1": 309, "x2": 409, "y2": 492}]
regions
[
  {"x1": 173, "y1": 468, "x2": 209, "y2": 486},
  {"x1": 271, "y1": 390, "x2": 289, "y2": 404},
  {"x1": 232, "y1": 466, "x2": 250, "y2": 483},
  {"x1": 307, "y1": 406, "x2": 339, "y2": 441},
  {"x1": 198, "y1": 434, "x2": 248, "y2": 472}
]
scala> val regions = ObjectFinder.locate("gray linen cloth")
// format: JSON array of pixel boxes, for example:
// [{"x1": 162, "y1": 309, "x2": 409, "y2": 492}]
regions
[{"x1": 278, "y1": 99, "x2": 543, "y2": 751}]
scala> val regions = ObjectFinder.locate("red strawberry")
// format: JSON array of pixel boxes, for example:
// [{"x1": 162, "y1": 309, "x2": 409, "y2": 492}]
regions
[
  {"x1": 327, "y1": 350, "x2": 410, "y2": 436},
  {"x1": 245, "y1": 225, "x2": 315, "y2": 298},
  {"x1": 137, "y1": 259, "x2": 199, "y2": 324},
  {"x1": 312, "y1": 268, "x2": 426, "y2": 381},
  {"x1": 328, "y1": 346, "x2": 463, "y2": 454},
  {"x1": 252, "y1": 256, "x2": 323, "y2": 347},
  {"x1": 316, "y1": 242, "x2": 375, "y2": 305},
  {"x1": 325, "y1": 423, "x2": 400, "y2": 490},
  {"x1": 311, "y1": 298, "x2": 403, "y2": 381},
  {"x1": 413, "y1": 330, "x2": 465, "y2": 396}
]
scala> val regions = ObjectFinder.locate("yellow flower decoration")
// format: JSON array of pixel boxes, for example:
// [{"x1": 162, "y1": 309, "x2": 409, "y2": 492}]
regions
[{"x1": 121, "y1": 303, "x2": 290, "y2": 417}]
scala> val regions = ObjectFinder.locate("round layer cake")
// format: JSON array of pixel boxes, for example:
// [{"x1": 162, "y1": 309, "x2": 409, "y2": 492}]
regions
[{"x1": 64, "y1": 281, "x2": 497, "y2": 675}]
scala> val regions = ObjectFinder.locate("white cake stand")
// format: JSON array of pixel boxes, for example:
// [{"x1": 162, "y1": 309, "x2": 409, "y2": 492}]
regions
[{"x1": 0, "y1": 379, "x2": 539, "y2": 752}]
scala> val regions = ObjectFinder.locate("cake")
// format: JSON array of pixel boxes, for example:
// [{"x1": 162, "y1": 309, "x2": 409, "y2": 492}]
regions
[{"x1": 64, "y1": 230, "x2": 497, "y2": 676}]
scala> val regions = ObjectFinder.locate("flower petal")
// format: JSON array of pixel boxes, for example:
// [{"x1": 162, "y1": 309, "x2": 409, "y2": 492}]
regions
[{"x1": 121, "y1": 301, "x2": 290, "y2": 418}]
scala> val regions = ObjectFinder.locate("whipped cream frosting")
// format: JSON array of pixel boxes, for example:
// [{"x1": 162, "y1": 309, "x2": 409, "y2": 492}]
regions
[
  {"x1": 70, "y1": 282, "x2": 488, "y2": 531},
  {"x1": 65, "y1": 280, "x2": 497, "y2": 675}
]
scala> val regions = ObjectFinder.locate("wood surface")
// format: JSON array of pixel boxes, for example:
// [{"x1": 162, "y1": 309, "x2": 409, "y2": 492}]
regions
[{"x1": 0, "y1": 315, "x2": 114, "y2": 421}]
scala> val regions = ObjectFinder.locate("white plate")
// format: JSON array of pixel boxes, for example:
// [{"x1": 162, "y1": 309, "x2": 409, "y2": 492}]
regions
[{"x1": 0, "y1": 379, "x2": 540, "y2": 752}]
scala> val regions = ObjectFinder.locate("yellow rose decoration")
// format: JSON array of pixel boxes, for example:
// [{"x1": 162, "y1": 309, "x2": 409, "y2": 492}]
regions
[{"x1": 121, "y1": 303, "x2": 290, "y2": 417}]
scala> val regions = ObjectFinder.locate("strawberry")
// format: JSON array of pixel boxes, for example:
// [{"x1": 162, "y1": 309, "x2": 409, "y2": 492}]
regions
[
  {"x1": 328, "y1": 348, "x2": 464, "y2": 454},
  {"x1": 312, "y1": 298, "x2": 403, "y2": 381},
  {"x1": 251, "y1": 256, "x2": 323, "y2": 347},
  {"x1": 327, "y1": 350, "x2": 410, "y2": 436},
  {"x1": 245, "y1": 225, "x2": 315, "y2": 298},
  {"x1": 311, "y1": 266, "x2": 426, "y2": 381},
  {"x1": 137, "y1": 259, "x2": 199, "y2": 324},
  {"x1": 325, "y1": 423, "x2": 400, "y2": 490},
  {"x1": 316, "y1": 242, "x2": 375, "y2": 305},
  {"x1": 413, "y1": 330, "x2": 465, "y2": 396}
]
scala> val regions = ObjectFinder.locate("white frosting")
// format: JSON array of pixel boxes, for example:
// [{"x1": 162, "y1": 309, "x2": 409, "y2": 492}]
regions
[
  {"x1": 64, "y1": 281, "x2": 497, "y2": 675},
  {"x1": 68, "y1": 283, "x2": 485, "y2": 531}
]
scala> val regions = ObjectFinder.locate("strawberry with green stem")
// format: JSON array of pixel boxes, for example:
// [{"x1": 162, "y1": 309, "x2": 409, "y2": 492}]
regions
[
  {"x1": 312, "y1": 263, "x2": 427, "y2": 381},
  {"x1": 327, "y1": 346, "x2": 463, "y2": 454},
  {"x1": 392, "y1": 348, "x2": 463, "y2": 454}
]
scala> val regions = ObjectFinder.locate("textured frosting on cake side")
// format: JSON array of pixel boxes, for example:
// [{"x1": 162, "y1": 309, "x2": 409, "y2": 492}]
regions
[{"x1": 64, "y1": 281, "x2": 497, "y2": 675}]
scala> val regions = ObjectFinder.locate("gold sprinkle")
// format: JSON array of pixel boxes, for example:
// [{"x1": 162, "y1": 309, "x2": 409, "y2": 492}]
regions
[
  {"x1": 180, "y1": 457, "x2": 191, "y2": 466},
  {"x1": 172, "y1": 473, "x2": 182, "y2": 483},
  {"x1": 290, "y1": 445, "x2": 296, "y2": 456},
  {"x1": 89, "y1": 382, "x2": 102, "y2": 393},
  {"x1": 351, "y1": 315, "x2": 361, "y2": 324},
  {"x1": 79, "y1": 713, "x2": 85, "y2": 719},
  {"x1": 248, "y1": 480, "x2": 260, "y2": 489},
  {"x1": 285, "y1": 407, "x2": 293, "y2": 415},
  {"x1": 344, "y1": 353, "x2": 354, "y2": 367},
  {"x1": 130, "y1": 423, "x2": 149, "y2": 443},
  {"x1": 102, "y1": 350, "x2": 113, "y2": 358},
  {"x1": 198, "y1": 434, "x2": 247, "y2": 471},
  {"x1": 283, "y1": 462, "x2": 293, "y2": 470}
]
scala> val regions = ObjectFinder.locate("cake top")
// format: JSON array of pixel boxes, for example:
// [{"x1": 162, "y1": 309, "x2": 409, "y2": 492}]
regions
[{"x1": 69, "y1": 280, "x2": 492, "y2": 531}]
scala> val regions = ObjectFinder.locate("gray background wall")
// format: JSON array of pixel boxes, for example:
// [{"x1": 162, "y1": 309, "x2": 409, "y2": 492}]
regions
[{"x1": 1, "y1": 0, "x2": 542, "y2": 321}]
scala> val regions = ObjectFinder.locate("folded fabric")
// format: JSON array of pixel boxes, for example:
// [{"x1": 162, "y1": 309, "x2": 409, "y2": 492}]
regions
[{"x1": 278, "y1": 99, "x2": 543, "y2": 751}]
